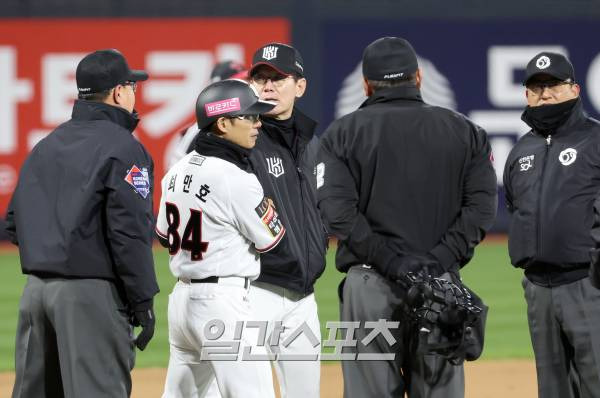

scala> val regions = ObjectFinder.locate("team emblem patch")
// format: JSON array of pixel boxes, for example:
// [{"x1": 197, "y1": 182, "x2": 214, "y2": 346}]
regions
[
  {"x1": 518, "y1": 155, "x2": 534, "y2": 172},
  {"x1": 255, "y1": 197, "x2": 284, "y2": 237},
  {"x1": 266, "y1": 156, "x2": 285, "y2": 178},
  {"x1": 124, "y1": 165, "x2": 150, "y2": 198},
  {"x1": 262, "y1": 45, "x2": 279, "y2": 61},
  {"x1": 559, "y1": 148, "x2": 577, "y2": 166}
]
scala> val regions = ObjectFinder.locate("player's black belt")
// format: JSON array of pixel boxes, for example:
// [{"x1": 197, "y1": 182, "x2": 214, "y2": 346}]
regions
[{"x1": 179, "y1": 276, "x2": 250, "y2": 289}]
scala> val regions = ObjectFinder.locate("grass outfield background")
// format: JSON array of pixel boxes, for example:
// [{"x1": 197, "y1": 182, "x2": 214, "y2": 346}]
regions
[{"x1": 0, "y1": 240, "x2": 532, "y2": 371}]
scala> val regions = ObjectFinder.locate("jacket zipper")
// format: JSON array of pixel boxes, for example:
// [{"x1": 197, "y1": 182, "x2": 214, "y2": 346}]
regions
[{"x1": 536, "y1": 134, "x2": 552, "y2": 269}]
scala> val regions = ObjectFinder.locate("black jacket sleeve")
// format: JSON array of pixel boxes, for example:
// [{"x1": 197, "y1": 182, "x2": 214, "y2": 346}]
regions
[
  {"x1": 317, "y1": 127, "x2": 401, "y2": 270},
  {"x1": 503, "y1": 152, "x2": 515, "y2": 214},
  {"x1": 429, "y1": 123, "x2": 498, "y2": 269},
  {"x1": 5, "y1": 195, "x2": 18, "y2": 245},
  {"x1": 105, "y1": 143, "x2": 159, "y2": 305}
]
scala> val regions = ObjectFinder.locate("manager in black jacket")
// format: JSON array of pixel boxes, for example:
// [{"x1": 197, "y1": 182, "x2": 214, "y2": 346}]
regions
[
  {"x1": 504, "y1": 52, "x2": 600, "y2": 398},
  {"x1": 246, "y1": 43, "x2": 326, "y2": 398},
  {"x1": 6, "y1": 49, "x2": 159, "y2": 398},
  {"x1": 318, "y1": 37, "x2": 497, "y2": 398}
]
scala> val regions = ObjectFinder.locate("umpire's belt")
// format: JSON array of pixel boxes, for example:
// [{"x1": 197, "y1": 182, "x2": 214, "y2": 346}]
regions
[{"x1": 178, "y1": 276, "x2": 250, "y2": 289}]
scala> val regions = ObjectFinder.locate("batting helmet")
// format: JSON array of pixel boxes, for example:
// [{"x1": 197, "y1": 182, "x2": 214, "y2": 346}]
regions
[{"x1": 195, "y1": 79, "x2": 274, "y2": 130}]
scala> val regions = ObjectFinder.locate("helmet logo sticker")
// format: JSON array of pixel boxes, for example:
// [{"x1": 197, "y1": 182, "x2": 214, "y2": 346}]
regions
[{"x1": 204, "y1": 97, "x2": 241, "y2": 117}]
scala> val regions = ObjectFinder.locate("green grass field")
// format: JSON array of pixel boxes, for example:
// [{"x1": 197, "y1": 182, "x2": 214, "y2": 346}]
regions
[{"x1": 0, "y1": 241, "x2": 532, "y2": 371}]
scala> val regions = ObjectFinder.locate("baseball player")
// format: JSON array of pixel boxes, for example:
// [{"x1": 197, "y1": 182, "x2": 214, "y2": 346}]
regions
[{"x1": 157, "y1": 79, "x2": 284, "y2": 398}]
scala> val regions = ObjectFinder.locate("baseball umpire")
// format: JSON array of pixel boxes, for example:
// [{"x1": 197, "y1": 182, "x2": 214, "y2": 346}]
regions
[
  {"x1": 6, "y1": 49, "x2": 159, "y2": 397},
  {"x1": 317, "y1": 37, "x2": 497, "y2": 397},
  {"x1": 157, "y1": 79, "x2": 284, "y2": 398},
  {"x1": 504, "y1": 52, "x2": 600, "y2": 398}
]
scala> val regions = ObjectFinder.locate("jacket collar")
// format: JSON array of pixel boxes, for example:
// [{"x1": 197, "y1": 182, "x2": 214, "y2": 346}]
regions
[
  {"x1": 71, "y1": 100, "x2": 140, "y2": 132},
  {"x1": 260, "y1": 107, "x2": 318, "y2": 144},
  {"x1": 193, "y1": 131, "x2": 251, "y2": 170},
  {"x1": 360, "y1": 86, "x2": 423, "y2": 109}
]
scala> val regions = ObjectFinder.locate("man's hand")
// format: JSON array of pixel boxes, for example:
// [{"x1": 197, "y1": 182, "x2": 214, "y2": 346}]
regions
[
  {"x1": 386, "y1": 253, "x2": 444, "y2": 282},
  {"x1": 131, "y1": 299, "x2": 155, "y2": 351}
]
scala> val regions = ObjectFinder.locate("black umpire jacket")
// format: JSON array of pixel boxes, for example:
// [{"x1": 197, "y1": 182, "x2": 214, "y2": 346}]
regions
[
  {"x1": 504, "y1": 99, "x2": 600, "y2": 286},
  {"x1": 5, "y1": 100, "x2": 159, "y2": 306},
  {"x1": 249, "y1": 109, "x2": 327, "y2": 294},
  {"x1": 318, "y1": 86, "x2": 497, "y2": 274}
]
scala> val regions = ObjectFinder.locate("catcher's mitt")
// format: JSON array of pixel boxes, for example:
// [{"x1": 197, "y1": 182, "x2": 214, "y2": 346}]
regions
[{"x1": 403, "y1": 270, "x2": 488, "y2": 365}]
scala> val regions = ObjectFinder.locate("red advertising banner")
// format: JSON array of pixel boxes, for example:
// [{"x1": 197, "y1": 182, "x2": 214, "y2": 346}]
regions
[{"x1": 0, "y1": 18, "x2": 289, "y2": 214}]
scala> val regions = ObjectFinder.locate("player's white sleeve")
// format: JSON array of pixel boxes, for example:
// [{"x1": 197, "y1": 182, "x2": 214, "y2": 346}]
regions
[
  {"x1": 229, "y1": 174, "x2": 285, "y2": 253},
  {"x1": 155, "y1": 174, "x2": 169, "y2": 244}
]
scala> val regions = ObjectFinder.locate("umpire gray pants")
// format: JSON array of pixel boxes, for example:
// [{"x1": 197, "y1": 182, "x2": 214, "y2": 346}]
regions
[
  {"x1": 340, "y1": 265, "x2": 464, "y2": 398},
  {"x1": 12, "y1": 275, "x2": 136, "y2": 398},
  {"x1": 523, "y1": 276, "x2": 600, "y2": 398}
]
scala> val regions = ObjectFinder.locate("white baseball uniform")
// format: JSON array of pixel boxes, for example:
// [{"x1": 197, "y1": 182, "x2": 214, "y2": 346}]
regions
[{"x1": 157, "y1": 150, "x2": 285, "y2": 398}]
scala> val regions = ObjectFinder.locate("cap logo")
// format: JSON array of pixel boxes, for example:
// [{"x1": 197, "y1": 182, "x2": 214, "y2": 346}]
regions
[
  {"x1": 262, "y1": 46, "x2": 279, "y2": 61},
  {"x1": 384, "y1": 72, "x2": 404, "y2": 79},
  {"x1": 536, "y1": 55, "x2": 551, "y2": 70},
  {"x1": 295, "y1": 61, "x2": 304, "y2": 72},
  {"x1": 205, "y1": 97, "x2": 241, "y2": 117}
]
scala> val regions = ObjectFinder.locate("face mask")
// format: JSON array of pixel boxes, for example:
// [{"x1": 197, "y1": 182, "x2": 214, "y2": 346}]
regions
[{"x1": 521, "y1": 98, "x2": 579, "y2": 135}]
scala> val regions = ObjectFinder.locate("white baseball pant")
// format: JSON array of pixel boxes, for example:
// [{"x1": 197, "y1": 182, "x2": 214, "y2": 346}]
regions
[{"x1": 161, "y1": 278, "x2": 275, "y2": 398}]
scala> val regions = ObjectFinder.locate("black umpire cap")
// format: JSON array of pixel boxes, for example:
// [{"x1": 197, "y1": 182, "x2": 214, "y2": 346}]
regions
[
  {"x1": 76, "y1": 49, "x2": 148, "y2": 96},
  {"x1": 250, "y1": 43, "x2": 305, "y2": 77},
  {"x1": 196, "y1": 79, "x2": 275, "y2": 130},
  {"x1": 523, "y1": 52, "x2": 575, "y2": 86},
  {"x1": 362, "y1": 37, "x2": 418, "y2": 81}
]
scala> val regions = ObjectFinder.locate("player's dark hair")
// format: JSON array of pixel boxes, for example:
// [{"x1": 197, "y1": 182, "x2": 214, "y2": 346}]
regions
[
  {"x1": 207, "y1": 118, "x2": 235, "y2": 136},
  {"x1": 367, "y1": 73, "x2": 417, "y2": 91}
]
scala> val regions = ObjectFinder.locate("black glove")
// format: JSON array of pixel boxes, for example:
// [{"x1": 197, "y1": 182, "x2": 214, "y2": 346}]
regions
[
  {"x1": 131, "y1": 299, "x2": 155, "y2": 351},
  {"x1": 384, "y1": 253, "x2": 444, "y2": 283}
]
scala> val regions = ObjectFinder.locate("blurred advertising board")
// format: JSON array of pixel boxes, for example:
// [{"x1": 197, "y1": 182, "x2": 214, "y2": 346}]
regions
[
  {"x1": 0, "y1": 18, "x2": 289, "y2": 214},
  {"x1": 321, "y1": 20, "x2": 600, "y2": 231}
]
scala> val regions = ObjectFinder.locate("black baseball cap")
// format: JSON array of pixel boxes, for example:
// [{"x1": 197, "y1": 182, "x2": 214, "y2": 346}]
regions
[
  {"x1": 523, "y1": 52, "x2": 575, "y2": 86},
  {"x1": 250, "y1": 43, "x2": 304, "y2": 77},
  {"x1": 210, "y1": 60, "x2": 247, "y2": 83},
  {"x1": 196, "y1": 79, "x2": 275, "y2": 129},
  {"x1": 76, "y1": 49, "x2": 148, "y2": 96},
  {"x1": 362, "y1": 37, "x2": 418, "y2": 81}
]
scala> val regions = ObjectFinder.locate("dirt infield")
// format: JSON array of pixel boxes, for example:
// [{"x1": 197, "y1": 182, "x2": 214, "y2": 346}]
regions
[{"x1": 1, "y1": 360, "x2": 536, "y2": 397}]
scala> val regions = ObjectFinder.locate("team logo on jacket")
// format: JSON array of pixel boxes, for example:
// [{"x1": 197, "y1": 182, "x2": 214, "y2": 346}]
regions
[
  {"x1": 518, "y1": 155, "x2": 534, "y2": 172},
  {"x1": 262, "y1": 46, "x2": 279, "y2": 61},
  {"x1": 559, "y1": 148, "x2": 577, "y2": 166},
  {"x1": 124, "y1": 165, "x2": 150, "y2": 198},
  {"x1": 266, "y1": 157, "x2": 285, "y2": 177}
]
